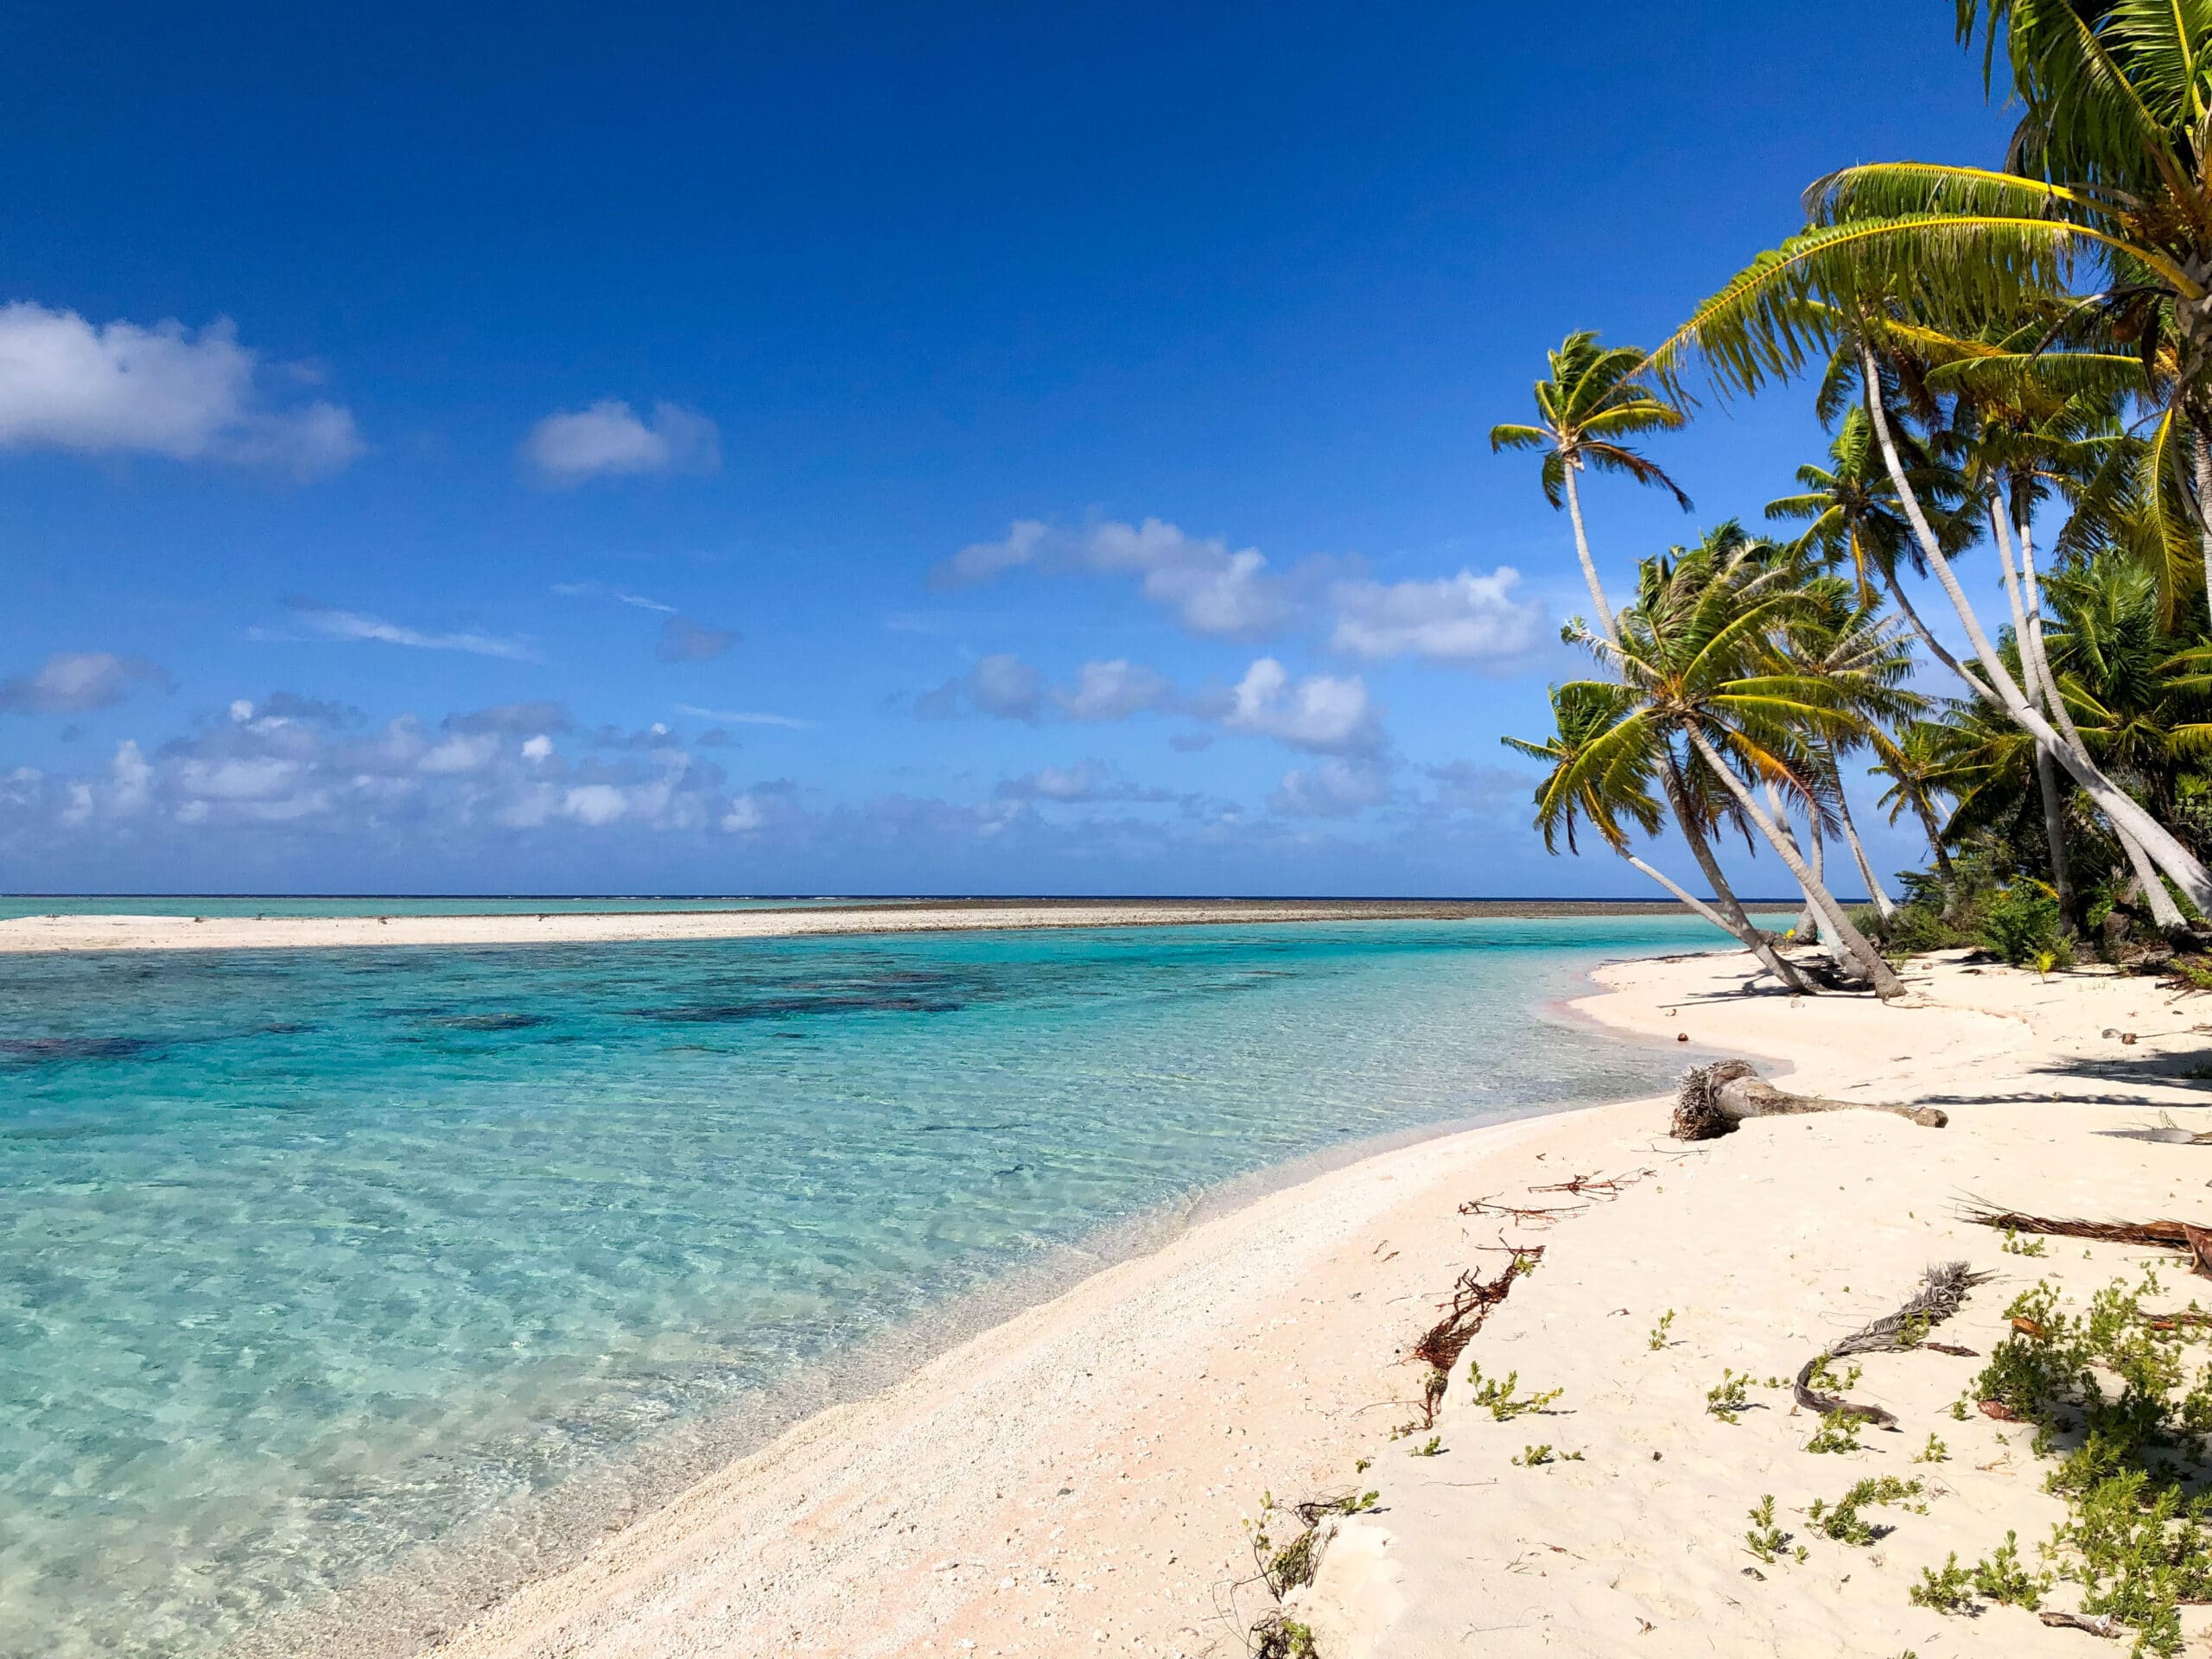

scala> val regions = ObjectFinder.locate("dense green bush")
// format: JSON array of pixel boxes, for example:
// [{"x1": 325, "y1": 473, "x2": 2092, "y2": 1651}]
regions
[{"x1": 1980, "y1": 882, "x2": 2071, "y2": 968}]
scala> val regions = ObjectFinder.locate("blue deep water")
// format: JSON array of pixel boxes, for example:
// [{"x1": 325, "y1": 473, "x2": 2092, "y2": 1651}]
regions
[{"x1": 0, "y1": 915, "x2": 1739, "y2": 1657}]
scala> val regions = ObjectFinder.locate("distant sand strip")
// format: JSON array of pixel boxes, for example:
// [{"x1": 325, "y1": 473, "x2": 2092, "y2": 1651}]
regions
[{"x1": 0, "y1": 897, "x2": 1712, "y2": 954}]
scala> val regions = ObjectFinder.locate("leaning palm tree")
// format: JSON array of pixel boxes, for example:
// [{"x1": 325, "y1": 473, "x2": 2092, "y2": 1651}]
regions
[
  {"x1": 1503, "y1": 682, "x2": 1812, "y2": 991},
  {"x1": 1569, "y1": 535, "x2": 1908, "y2": 999},
  {"x1": 1649, "y1": 222, "x2": 2212, "y2": 913},
  {"x1": 1491, "y1": 335, "x2": 1782, "y2": 954},
  {"x1": 1871, "y1": 718, "x2": 1963, "y2": 915},
  {"x1": 1491, "y1": 330, "x2": 1693, "y2": 643},
  {"x1": 1767, "y1": 576, "x2": 1928, "y2": 919}
]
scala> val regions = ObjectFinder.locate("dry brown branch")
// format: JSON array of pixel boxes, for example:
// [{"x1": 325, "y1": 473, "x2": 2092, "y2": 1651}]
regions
[
  {"x1": 1409, "y1": 1245, "x2": 1546, "y2": 1375},
  {"x1": 1672, "y1": 1060, "x2": 1946, "y2": 1141},
  {"x1": 1458, "y1": 1195, "x2": 1586, "y2": 1225},
  {"x1": 1793, "y1": 1262, "x2": 1992, "y2": 1427},
  {"x1": 1961, "y1": 1204, "x2": 2212, "y2": 1279}
]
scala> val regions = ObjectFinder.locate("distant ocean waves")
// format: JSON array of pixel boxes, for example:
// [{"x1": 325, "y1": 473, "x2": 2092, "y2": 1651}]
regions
[{"x1": 0, "y1": 913, "x2": 1732, "y2": 1658}]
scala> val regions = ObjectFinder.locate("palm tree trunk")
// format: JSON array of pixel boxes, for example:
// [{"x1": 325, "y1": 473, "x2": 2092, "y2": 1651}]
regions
[
  {"x1": 1764, "y1": 781, "x2": 1821, "y2": 943},
  {"x1": 1561, "y1": 461, "x2": 1616, "y2": 648},
  {"x1": 1857, "y1": 346, "x2": 2212, "y2": 916},
  {"x1": 1687, "y1": 725, "x2": 1906, "y2": 1001},
  {"x1": 1657, "y1": 753, "x2": 1813, "y2": 992},
  {"x1": 1830, "y1": 759, "x2": 1896, "y2": 919},
  {"x1": 1912, "y1": 798, "x2": 1961, "y2": 917},
  {"x1": 1988, "y1": 499, "x2": 2081, "y2": 933},
  {"x1": 1623, "y1": 855, "x2": 1731, "y2": 931},
  {"x1": 2194, "y1": 428, "x2": 2212, "y2": 628}
]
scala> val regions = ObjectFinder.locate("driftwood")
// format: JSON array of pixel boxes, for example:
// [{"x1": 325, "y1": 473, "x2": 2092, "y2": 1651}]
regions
[
  {"x1": 2136, "y1": 1112, "x2": 2212, "y2": 1147},
  {"x1": 2039, "y1": 1610, "x2": 2121, "y2": 1638},
  {"x1": 1794, "y1": 1262, "x2": 1992, "y2": 1428},
  {"x1": 1672, "y1": 1060, "x2": 1948, "y2": 1141},
  {"x1": 1962, "y1": 1204, "x2": 2212, "y2": 1279}
]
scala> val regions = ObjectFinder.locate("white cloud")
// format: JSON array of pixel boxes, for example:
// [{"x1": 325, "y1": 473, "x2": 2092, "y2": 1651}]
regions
[
  {"x1": 917, "y1": 655, "x2": 1179, "y2": 725},
  {"x1": 285, "y1": 601, "x2": 537, "y2": 661},
  {"x1": 0, "y1": 651, "x2": 168, "y2": 715},
  {"x1": 1269, "y1": 756, "x2": 1394, "y2": 818},
  {"x1": 941, "y1": 518, "x2": 1049, "y2": 583},
  {"x1": 995, "y1": 760, "x2": 1179, "y2": 805},
  {"x1": 521, "y1": 734, "x2": 555, "y2": 761},
  {"x1": 0, "y1": 302, "x2": 361, "y2": 477},
  {"x1": 915, "y1": 653, "x2": 1050, "y2": 722},
  {"x1": 1056, "y1": 658, "x2": 1174, "y2": 721},
  {"x1": 418, "y1": 733, "x2": 500, "y2": 774},
  {"x1": 674, "y1": 703, "x2": 813, "y2": 730},
  {"x1": 562, "y1": 783, "x2": 628, "y2": 825},
  {"x1": 1220, "y1": 658, "x2": 1380, "y2": 753},
  {"x1": 522, "y1": 399, "x2": 720, "y2": 484},
  {"x1": 1329, "y1": 567, "x2": 1541, "y2": 665},
  {"x1": 552, "y1": 581, "x2": 677, "y2": 613},
  {"x1": 933, "y1": 517, "x2": 1296, "y2": 639}
]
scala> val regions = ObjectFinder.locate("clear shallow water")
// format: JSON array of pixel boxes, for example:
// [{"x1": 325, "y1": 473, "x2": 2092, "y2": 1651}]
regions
[
  {"x1": 0, "y1": 915, "x2": 1735, "y2": 1658},
  {"x1": 0, "y1": 894, "x2": 880, "y2": 920}
]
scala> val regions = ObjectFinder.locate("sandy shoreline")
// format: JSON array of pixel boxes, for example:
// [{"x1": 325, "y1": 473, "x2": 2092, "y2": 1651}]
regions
[
  {"x1": 0, "y1": 899, "x2": 1759, "y2": 954},
  {"x1": 349, "y1": 943, "x2": 2212, "y2": 1659}
]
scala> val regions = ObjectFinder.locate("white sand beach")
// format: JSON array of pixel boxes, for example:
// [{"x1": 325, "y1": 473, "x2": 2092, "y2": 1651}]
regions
[{"x1": 377, "y1": 945, "x2": 2212, "y2": 1659}]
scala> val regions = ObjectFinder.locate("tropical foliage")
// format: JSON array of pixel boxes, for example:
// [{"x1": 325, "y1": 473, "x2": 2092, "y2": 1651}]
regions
[{"x1": 1497, "y1": 2, "x2": 2212, "y2": 1004}]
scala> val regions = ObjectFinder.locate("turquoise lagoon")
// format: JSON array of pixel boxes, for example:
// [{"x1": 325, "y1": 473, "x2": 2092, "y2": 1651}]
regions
[{"x1": 0, "y1": 914, "x2": 1745, "y2": 1657}]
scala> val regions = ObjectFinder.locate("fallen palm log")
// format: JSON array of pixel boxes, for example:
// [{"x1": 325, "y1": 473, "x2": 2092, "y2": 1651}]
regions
[
  {"x1": 1793, "y1": 1261, "x2": 1991, "y2": 1428},
  {"x1": 1962, "y1": 1204, "x2": 2212, "y2": 1279},
  {"x1": 1672, "y1": 1060, "x2": 1948, "y2": 1141}
]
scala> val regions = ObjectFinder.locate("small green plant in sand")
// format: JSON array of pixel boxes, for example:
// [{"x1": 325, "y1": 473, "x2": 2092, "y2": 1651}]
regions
[
  {"x1": 1910, "y1": 1554, "x2": 1974, "y2": 1612},
  {"x1": 1804, "y1": 1408, "x2": 1866, "y2": 1455},
  {"x1": 1970, "y1": 1532, "x2": 2049, "y2": 1610},
  {"x1": 1510, "y1": 1443, "x2": 1582, "y2": 1466},
  {"x1": 2000, "y1": 1225, "x2": 2048, "y2": 1257},
  {"x1": 1249, "y1": 1488, "x2": 1380, "y2": 1600},
  {"x1": 1648, "y1": 1309, "x2": 1676, "y2": 1351},
  {"x1": 1807, "y1": 1355, "x2": 1864, "y2": 1393},
  {"x1": 1706, "y1": 1369, "x2": 1753, "y2": 1423},
  {"x1": 1406, "y1": 1434, "x2": 1442, "y2": 1458},
  {"x1": 1465, "y1": 1361, "x2": 1561, "y2": 1421},
  {"x1": 1806, "y1": 1476, "x2": 1924, "y2": 1545},
  {"x1": 1942, "y1": 1274, "x2": 2212, "y2": 1652},
  {"x1": 1744, "y1": 1494, "x2": 1802, "y2": 1564},
  {"x1": 1914, "y1": 1433, "x2": 1948, "y2": 1464}
]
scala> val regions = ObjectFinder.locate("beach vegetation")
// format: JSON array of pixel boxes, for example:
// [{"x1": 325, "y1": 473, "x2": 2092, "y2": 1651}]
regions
[
  {"x1": 1498, "y1": 1, "x2": 2212, "y2": 973},
  {"x1": 1465, "y1": 1361, "x2": 1563, "y2": 1421},
  {"x1": 1647, "y1": 1309, "x2": 1675, "y2": 1351},
  {"x1": 1805, "y1": 1408, "x2": 1866, "y2": 1455},
  {"x1": 1915, "y1": 1433, "x2": 1948, "y2": 1464},
  {"x1": 1744, "y1": 1494, "x2": 1802, "y2": 1564},
  {"x1": 1808, "y1": 1474, "x2": 1925, "y2": 1544},
  {"x1": 1706, "y1": 1368, "x2": 1754, "y2": 1422}
]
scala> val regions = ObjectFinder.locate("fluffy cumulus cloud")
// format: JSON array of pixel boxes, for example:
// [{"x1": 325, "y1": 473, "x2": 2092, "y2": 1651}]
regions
[
  {"x1": 1329, "y1": 568, "x2": 1541, "y2": 667},
  {"x1": 0, "y1": 651, "x2": 170, "y2": 715},
  {"x1": 282, "y1": 599, "x2": 537, "y2": 661},
  {"x1": 0, "y1": 302, "x2": 362, "y2": 477},
  {"x1": 1269, "y1": 756, "x2": 1395, "y2": 818},
  {"x1": 522, "y1": 399, "x2": 720, "y2": 484},
  {"x1": 935, "y1": 518, "x2": 1301, "y2": 639},
  {"x1": 917, "y1": 653, "x2": 1182, "y2": 726},
  {"x1": 1217, "y1": 658, "x2": 1379, "y2": 754}
]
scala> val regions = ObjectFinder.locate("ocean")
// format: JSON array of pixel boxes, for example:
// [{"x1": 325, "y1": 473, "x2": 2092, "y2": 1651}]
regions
[{"x1": 0, "y1": 913, "x2": 1742, "y2": 1657}]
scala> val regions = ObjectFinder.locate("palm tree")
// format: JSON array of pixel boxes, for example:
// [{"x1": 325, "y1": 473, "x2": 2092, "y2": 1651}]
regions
[
  {"x1": 1767, "y1": 576, "x2": 1928, "y2": 919},
  {"x1": 1569, "y1": 533, "x2": 1908, "y2": 999},
  {"x1": 1870, "y1": 719, "x2": 1963, "y2": 914},
  {"x1": 1491, "y1": 334, "x2": 1787, "y2": 958},
  {"x1": 1503, "y1": 683, "x2": 1813, "y2": 992},
  {"x1": 1649, "y1": 217, "x2": 2212, "y2": 915},
  {"x1": 1491, "y1": 331, "x2": 1693, "y2": 646}
]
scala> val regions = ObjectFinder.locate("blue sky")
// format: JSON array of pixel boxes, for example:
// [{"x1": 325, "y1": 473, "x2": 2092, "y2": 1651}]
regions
[{"x1": 0, "y1": 3, "x2": 2014, "y2": 896}]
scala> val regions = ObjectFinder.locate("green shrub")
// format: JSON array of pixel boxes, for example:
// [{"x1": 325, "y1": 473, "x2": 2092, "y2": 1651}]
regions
[{"x1": 1980, "y1": 882, "x2": 2071, "y2": 968}]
